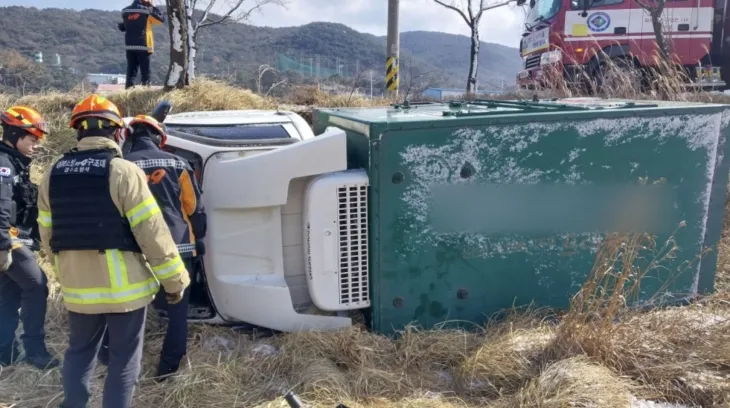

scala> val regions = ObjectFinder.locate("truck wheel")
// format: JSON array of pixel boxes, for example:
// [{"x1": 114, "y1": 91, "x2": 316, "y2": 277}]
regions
[{"x1": 592, "y1": 58, "x2": 642, "y2": 97}]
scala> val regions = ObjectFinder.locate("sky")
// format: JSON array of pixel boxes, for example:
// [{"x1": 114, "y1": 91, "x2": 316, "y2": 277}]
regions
[{"x1": 0, "y1": 0, "x2": 527, "y2": 48}]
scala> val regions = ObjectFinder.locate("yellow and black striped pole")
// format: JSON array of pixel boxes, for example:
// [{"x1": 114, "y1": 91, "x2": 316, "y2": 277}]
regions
[
  {"x1": 386, "y1": 56, "x2": 399, "y2": 96},
  {"x1": 386, "y1": 0, "x2": 400, "y2": 97}
]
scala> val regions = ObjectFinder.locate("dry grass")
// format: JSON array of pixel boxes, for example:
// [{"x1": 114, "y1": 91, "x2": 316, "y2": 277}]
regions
[
  {"x1": 456, "y1": 312, "x2": 554, "y2": 399},
  {"x1": 492, "y1": 356, "x2": 636, "y2": 408},
  {"x1": 520, "y1": 42, "x2": 730, "y2": 105},
  {"x1": 2, "y1": 77, "x2": 730, "y2": 407}
]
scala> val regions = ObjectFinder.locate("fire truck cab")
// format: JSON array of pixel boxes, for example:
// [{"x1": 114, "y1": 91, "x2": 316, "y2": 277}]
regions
[{"x1": 517, "y1": 0, "x2": 729, "y2": 91}]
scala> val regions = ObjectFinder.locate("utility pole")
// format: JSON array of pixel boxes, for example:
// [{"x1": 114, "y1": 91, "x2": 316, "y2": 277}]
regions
[
  {"x1": 370, "y1": 69, "x2": 373, "y2": 99},
  {"x1": 386, "y1": 0, "x2": 400, "y2": 98}
]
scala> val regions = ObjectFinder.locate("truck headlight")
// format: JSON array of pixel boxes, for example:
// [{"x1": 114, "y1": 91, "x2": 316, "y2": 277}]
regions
[{"x1": 540, "y1": 50, "x2": 562, "y2": 66}]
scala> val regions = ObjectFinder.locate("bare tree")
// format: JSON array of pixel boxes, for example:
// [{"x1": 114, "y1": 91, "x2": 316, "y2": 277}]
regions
[
  {"x1": 165, "y1": 0, "x2": 189, "y2": 90},
  {"x1": 183, "y1": 0, "x2": 289, "y2": 83},
  {"x1": 432, "y1": 0, "x2": 518, "y2": 94},
  {"x1": 634, "y1": 0, "x2": 670, "y2": 65},
  {"x1": 256, "y1": 64, "x2": 287, "y2": 96},
  {"x1": 346, "y1": 67, "x2": 371, "y2": 103},
  {"x1": 402, "y1": 69, "x2": 447, "y2": 102}
]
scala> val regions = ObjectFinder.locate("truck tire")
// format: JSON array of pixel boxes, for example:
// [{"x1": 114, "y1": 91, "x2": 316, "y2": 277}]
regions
[{"x1": 591, "y1": 57, "x2": 643, "y2": 96}]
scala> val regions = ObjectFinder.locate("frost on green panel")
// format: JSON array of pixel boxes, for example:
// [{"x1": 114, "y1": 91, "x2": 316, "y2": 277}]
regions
[{"x1": 395, "y1": 112, "x2": 724, "y2": 268}]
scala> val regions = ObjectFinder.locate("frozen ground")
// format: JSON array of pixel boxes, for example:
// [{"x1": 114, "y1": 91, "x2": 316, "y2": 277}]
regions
[{"x1": 630, "y1": 397, "x2": 690, "y2": 408}]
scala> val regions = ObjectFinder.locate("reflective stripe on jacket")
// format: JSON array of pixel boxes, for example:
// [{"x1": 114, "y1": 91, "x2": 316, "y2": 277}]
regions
[
  {"x1": 125, "y1": 137, "x2": 206, "y2": 258},
  {"x1": 37, "y1": 137, "x2": 190, "y2": 314}
]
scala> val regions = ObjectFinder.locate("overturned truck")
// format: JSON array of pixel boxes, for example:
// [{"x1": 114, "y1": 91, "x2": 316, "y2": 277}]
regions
[{"x1": 142, "y1": 98, "x2": 730, "y2": 336}]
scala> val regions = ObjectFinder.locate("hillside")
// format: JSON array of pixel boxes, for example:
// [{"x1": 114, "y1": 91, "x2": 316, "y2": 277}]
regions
[
  {"x1": 0, "y1": 6, "x2": 521, "y2": 90},
  {"x1": 398, "y1": 31, "x2": 521, "y2": 89}
]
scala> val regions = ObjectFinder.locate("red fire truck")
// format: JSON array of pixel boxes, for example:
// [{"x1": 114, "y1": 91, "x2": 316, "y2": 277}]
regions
[{"x1": 516, "y1": 0, "x2": 730, "y2": 91}]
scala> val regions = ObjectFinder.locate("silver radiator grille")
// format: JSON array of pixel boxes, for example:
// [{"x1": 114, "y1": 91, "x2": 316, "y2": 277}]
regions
[
  {"x1": 337, "y1": 184, "x2": 369, "y2": 305},
  {"x1": 525, "y1": 53, "x2": 541, "y2": 70}
]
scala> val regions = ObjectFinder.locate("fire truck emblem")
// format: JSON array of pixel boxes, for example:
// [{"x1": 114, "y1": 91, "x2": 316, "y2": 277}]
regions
[{"x1": 587, "y1": 12, "x2": 611, "y2": 32}]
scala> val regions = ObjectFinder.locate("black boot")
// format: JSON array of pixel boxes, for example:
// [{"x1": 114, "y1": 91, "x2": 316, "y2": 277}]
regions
[
  {"x1": 23, "y1": 350, "x2": 60, "y2": 370},
  {"x1": 154, "y1": 360, "x2": 180, "y2": 383}
]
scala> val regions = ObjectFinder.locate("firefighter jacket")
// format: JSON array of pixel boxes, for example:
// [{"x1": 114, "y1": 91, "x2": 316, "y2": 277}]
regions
[
  {"x1": 0, "y1": 143, "x2": 40, "y2": 252},
  {"x1": 36, "y1": 137, "x2": 190, "y2": 315},
  {"x1": 125, "y1": 137, "x2": 206, "y2": 258},
  {"x1": 121, "y1": 0, "x2": 165, "y2": 54}
]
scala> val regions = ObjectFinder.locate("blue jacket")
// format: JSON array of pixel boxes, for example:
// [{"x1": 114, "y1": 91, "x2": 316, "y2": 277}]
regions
[{"x1": 124, "y1": 137, "x2": 206, "y2": 258}]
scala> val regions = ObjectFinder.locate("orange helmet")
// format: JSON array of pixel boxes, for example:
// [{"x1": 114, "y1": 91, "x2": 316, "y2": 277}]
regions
[
  {"x1": 69, "y1": 94, "x2": 124, "y2": 130},
  {"x1": 128, "y1": 114, "x2": 167, "y2": 147},
  {"x1": 0, "y1": 106, "x2": 49, "y2": 140}
]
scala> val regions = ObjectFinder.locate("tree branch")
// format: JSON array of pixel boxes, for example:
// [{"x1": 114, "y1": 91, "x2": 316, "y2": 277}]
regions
[
  {"x1": 467, "y1": 0, "x2": 475, "y2": 20},
  {"x1": 195, "y1": 0, "x2": 217, "y2": 30},
  {"x1": 197, "y1": 0, "x2": 288, "y2": 28},
  {"x1": 436, "y1": 0, "x2": 515, "y2": 25},
  {"x1": 347, "y1": 67, "x2": 369, "y2": 104},
  {"x1": 433, "y1": 0, "x2": 472, "y2": 25},
  {"x1": 634, "y1": 0, "x2": 662, "y2": 13},
  {"x1": 477, "y1": 0, "x2": 516, "y2": 19}
]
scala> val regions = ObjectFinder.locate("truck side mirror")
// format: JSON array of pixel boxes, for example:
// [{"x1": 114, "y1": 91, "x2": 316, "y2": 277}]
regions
[
  {"x1": 516, "y1": 0, "x2": 527, "y2": 5},
  {"x1": 150, "y1": 100, "x2": 173, "y2": 123}
]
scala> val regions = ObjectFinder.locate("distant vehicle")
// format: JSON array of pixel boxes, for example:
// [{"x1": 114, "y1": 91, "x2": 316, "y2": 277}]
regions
[{"x1": 516, "y1": 0, "x2": 729, "y2": 91}]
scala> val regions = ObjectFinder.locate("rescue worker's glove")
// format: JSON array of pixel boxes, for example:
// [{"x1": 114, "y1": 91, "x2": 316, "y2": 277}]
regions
[
  {"x1": 166, "y1": 290, "x2": 184, "y2": 305},
  {"x1": 117, "y1": 22, "x2": 126, "y2": 32},
  {"x1": 27, "y1": 240, "x2": 40, "y2": 252},
  {"x1": 195, "y1": 239, "x2": 205, "y2": 256},
  {"x1": 0, "y1": 250, "x2": 12, "y2": 272}
]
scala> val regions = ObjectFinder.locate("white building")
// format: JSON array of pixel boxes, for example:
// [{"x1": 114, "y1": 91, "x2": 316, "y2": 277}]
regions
[{"x1": 86, "y1": 73, "x2": 126, "y2": 85}]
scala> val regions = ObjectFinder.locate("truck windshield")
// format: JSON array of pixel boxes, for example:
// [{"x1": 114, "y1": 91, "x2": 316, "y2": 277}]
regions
[
  {"x1": 526, "y1": 0, "x2": 561, "y2": 27},
  {"x1": 166, "y1": 123, "x2": 292, "y2": 140}
]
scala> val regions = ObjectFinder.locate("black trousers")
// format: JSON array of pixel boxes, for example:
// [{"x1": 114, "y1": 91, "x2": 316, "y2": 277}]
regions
[
  {"x1": 125, "y1": 50, "x2": 151, "y2": 89},
  {"x1": 100, "y1": 257, "x2": 193, "y2": 374},
  {"x1": 60, "y1": 307, "x2": 146, "y2": 408},
  {"x1": 0, "y1": 246, "x2": 49, "y2": 361}
]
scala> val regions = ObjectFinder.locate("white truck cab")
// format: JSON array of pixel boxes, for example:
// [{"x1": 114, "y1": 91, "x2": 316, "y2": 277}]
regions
[{"x1": 125, "y1": 107, "x2": 370, "y2": 333}]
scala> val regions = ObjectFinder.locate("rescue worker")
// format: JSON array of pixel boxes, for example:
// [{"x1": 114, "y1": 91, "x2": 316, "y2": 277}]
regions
[
  {"x1": 0, "y1": 106, "x2": 59, "y2": 369},
  {"x1": 36, "y1": 94, "x2": 190, "y2": 408},
  {"x1": 118, "y1": 0, "x2": 166, "y2": 89},
  {"x1": 98, "y1": 114, "x2": 206, "y2": 381}
]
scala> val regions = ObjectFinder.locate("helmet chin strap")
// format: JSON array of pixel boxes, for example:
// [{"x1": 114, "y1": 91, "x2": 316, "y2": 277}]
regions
[
  {"x1": 75, "y1": 119, "x2": 121, "y2": 142},
  {"x1": 2, "y1": 124, "x2": 24, "y2": 149}
]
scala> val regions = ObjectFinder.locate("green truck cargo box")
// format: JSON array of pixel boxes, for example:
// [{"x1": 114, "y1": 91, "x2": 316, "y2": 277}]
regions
[{"x1": 312, "y1": 97, "x2": 730, "y2": 335}]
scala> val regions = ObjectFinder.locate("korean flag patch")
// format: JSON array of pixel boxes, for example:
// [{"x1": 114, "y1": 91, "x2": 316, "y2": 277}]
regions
[{"x1": 0, "y1": 167, "x2": 11, "y2": 177}]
